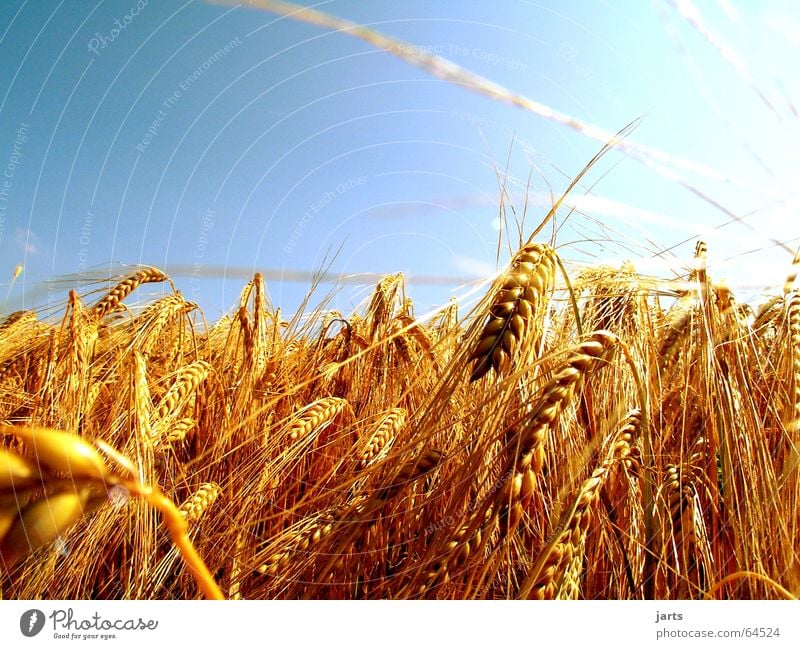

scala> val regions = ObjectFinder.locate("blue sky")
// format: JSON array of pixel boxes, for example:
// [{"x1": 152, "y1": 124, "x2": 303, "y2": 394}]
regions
[{"x1": 1, "y1": 0, "x2": 799, "y2": 319}]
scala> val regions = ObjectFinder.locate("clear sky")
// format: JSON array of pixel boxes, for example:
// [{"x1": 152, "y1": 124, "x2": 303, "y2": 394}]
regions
[{"x1": 1, "y1": 0, "x2": 799, "y2": 320}]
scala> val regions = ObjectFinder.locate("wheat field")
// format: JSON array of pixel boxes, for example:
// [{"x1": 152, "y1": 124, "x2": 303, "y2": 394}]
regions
[
  {"x1": 1, "y1": 225, "x2": 799, "y2": 600},
  {"x1": 1, "y1": 0, "x2": 799, "y2": 603}
]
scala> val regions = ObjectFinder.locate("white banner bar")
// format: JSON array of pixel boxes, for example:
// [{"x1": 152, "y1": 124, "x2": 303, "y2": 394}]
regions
[{"x1": 1, "y1": 600, "x2": 797, "y2": 648}]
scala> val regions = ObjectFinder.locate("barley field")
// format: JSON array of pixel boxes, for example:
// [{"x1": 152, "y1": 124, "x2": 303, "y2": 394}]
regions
[
  {"x1": 1, "y1": 225, "x2": 799, "y2": 599},
  {"x1": 2, "y1": 2, "x2": 800, "y2": 603}
]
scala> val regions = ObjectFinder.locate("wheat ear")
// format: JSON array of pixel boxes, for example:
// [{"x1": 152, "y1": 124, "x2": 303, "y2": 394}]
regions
[
  {"x1": 91, "y1": 267, "x2": 170, "y2": 319},
  {"x1": 288, "y1": 397, "x2": 348, "y2": 442},
  {"x1": 0, "y1": 424, "x2": 223, "y2": 598},
  {"x1": 518, "y1": 409, "x2": 641, "y2": 599},
  {"x1": 179, "y1": 483, "x2": 222, "y2": 524},
  {"x1": 359, "y1": 408, "x2": 406, "y2": 467},
  {"x1": 470, "y1": 243, "x2": 556, "y2": 381},
  {"x1": 156, "y1": 361, "x2": 212, "y2": 421},
  {"x1": 786, "y1": 292, "x2": 800, "y2": 434},
  {"x1": 497, "y1": 331, "x2": 618, "y2": 536}
]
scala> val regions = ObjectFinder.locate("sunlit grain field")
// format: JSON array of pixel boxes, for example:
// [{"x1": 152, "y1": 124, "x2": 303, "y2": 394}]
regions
[
  {"x1": 2, "y1": 1, "x2": 800, "y2": 602},
  {"x1": 1, "y1": 228, "x2": 799, "y2": 599}
]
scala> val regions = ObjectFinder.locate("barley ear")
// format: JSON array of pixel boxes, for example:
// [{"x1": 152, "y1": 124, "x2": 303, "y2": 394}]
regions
[
  {"x1": 0, "y1": 487, "x2": 91, "y2": 565},
  {"x1": 91, "y1": 267, "x2": 170, "y2": 319},
  {"x1": 179, "y1": 483, "x2": 222, "y2": 524},
  {"x1": 470, "y1": 243, "x2": 556, "y2": 381},
  {"x1": 0, "y1": 448, "x2": 41, "y2": 490},
  {"x1": 2, "y1": 425, "x2": 109, "y2": 481}
]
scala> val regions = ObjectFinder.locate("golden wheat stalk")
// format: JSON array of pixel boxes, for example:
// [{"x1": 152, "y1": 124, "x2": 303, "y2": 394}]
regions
[
  {"x1": 137, "y1": 293, "x2": 197, "y2": 355},
  {"x1": 691, "y1": 240, "x2": 709, "y2": 291},
  {"x1": 85, "y1": 381, "x2": 103, "y2": 415},
  {"x1": 367, "y1": 273, "x2": 405, "y2": 342},
  {"x1": 132, "y1": 352, "x2": 155, "y2": 446},
  {"x1": 1, "y1": 487, "x2": 93, "y2": 566},
  {"x1": 3, "y1": 424, "x2": 110, "y2": 480},
  {"x1": 156, "y1": 361, "x2": 212, "y2": 421},
  {"x1": 579, "y1": 263, "x2": 642, "y2": 333},
  {"x1": 262, "y1": 490, "x2": 410, "y2": 597},
  {"x1": 305, "y1": 449, "x2": 444, "y2": 590},
  {"x1": 0, "y1": 425, "x2": 109, "y2": 565},
  {"x1": 258, "y1": 516, "x2": 335, "y2": 577},
  {"x1": 374, "y1": 448, "x2": 443, "y2": 502},
  {"x1": 91, "y1": 267, "x2": 170, "y2": 319},
  {"x1": 786, "y1": 292, "x2": 800, "y2": 434},
  {"x1": 518, "y1": 409, "x2": 641, "y2": 599},
  {"x1": 497, "y1": 331, "x2": 618, "y2": 536},
  {"x1": 179, "y1": 483, "x2": 222, "y2": 524},
  {"x1": 161, "y1": 418, "x2": 196, "y2": 446},
  {"x1": 288, "y1": 397, "x2": 348, "y2": 441},
  {"x1": 0, "y1": 446, "x2": 40, "y2": 490},
  {"x1": 0, "y1": 423, "x2": 223, "y2": 598},
  {"x1": 658, "y1": 459, "x2": 712, "y2": 598},
  {"x1": 470, "y1": 243, "x2": 557, "y2": 381},
  {"x1": 657, "y1": 295, "x2": 696, "y2": 372},
  {"x1": 778, "y1": 291, "x2": 800, "y2": 489},
  {"x1": 0, "y1": 309, "x2": 35, "y2": 334},
  {"x1": 421, "y1": 505, "x2": 494, "y2": 592},
  {"x1": 359, "y1": 408, "x2": 406, "y2": 467}
]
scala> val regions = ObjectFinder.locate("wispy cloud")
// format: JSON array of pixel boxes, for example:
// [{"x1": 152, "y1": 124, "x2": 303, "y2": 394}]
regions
[
  {"x1": 15, "y1": 228, "x2": 39, "y2": 254},
  {"x1": 764, "y1": 10, "x2": 800, "y2": 45},
  {"x1": 453, "y1": 255, "x2": 496, "y2": 278}
]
